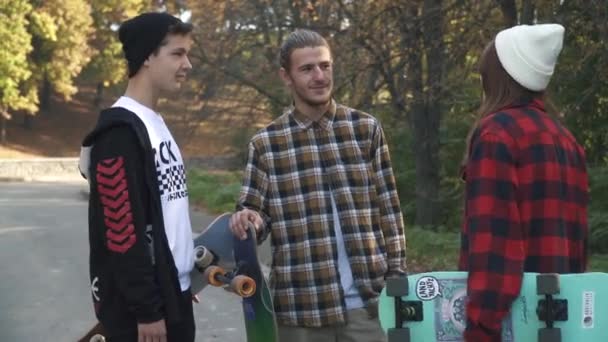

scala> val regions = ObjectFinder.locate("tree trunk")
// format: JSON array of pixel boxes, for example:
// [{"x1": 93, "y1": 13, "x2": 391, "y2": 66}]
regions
[
  {"x1": 496, "y1": 0, "x2": 518, "y2": 26},
  {"x1": 356, "y1": 68, "x2": 380, "y2": 113},
  {"x1": 521, "y1": 0, "x2": 535, "y2": 24},
  {"x1": 40, "y1": 75, "x2": 51, "y2": 112},
  {"x1": 409, "y1": 0, "x2": 444, "y2": 226},
  {"x1": 22, "y1": 113, "x2": 33, "y2": 130},
  {"x1": 94, "y1": 82, "x2": 104, "y2": 108},
  {"x1": 390, "y1": 2, "x2": 443, "y2": 226},
  {"x1": 402, "y1": 3, "x2": 439, "y2": 226},
  {"x1": 1, "y1": 115, "x2": 6, "y2": 145}
]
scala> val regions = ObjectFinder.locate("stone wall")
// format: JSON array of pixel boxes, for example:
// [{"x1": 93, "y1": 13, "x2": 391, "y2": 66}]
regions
[{"x1": 0, "y1": 158, "x2": 82, "y2": 182}]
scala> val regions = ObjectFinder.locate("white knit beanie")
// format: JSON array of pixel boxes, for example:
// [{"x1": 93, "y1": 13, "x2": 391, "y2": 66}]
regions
[{"x1": 495, "y1": 24, "x2": 565, "y2": 91}]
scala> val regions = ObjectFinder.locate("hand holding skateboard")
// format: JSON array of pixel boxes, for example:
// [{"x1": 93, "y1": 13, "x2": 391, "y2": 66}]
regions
[{"x1": 230, "y1": 209, "x2": 263, "y2": 240}]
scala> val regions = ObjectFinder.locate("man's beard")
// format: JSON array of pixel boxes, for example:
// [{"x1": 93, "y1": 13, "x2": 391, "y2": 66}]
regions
[
  {"x1": 302, "y1": 95, "x2": 331, "y2": 107},
  {"x1": 295, "y1": 85, "x2": 332, "y2": 107}
]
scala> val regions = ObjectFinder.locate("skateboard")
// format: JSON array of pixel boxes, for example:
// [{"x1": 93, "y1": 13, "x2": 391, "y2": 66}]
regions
[
  {"x1": 77, "y1": 322, "x2": 105, "y2": 342},
  {"x1": 379, "y1": 271, "x2": 608, "y2": 342},
  {"x1": 190, "y1": 212, "x2": 278, "y2": 341},
  {"x1": 190, "y1": 212, "x2": 256, "y2": 297},
  {"x1": 233, "y1": 224, "x2": 278, "y2": 342},
  {"x1": 79, "y1": 212, "x2": 277, "y2": 342}
]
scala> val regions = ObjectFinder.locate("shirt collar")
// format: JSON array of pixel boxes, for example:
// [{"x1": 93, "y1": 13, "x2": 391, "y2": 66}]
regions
[
  {"x1": 500, "y1": 96, "x2": 546, "y2": 112},
  {"x1": 113, "y1": 96, "x2": 163, "y2": 124},
  {"x1": 291, "y1": 100, "x2": 337, "y2": 131}
]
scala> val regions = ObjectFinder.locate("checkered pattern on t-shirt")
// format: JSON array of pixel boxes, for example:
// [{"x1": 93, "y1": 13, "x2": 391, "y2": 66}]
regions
[{"x1": 156, "y1": 164, "x2": 187, "y2": 195}]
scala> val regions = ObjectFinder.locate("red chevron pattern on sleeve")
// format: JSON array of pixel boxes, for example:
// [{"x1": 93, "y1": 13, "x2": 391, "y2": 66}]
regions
[{"x1": 96, "y1": 157, "x2": 136, "y2": 253}]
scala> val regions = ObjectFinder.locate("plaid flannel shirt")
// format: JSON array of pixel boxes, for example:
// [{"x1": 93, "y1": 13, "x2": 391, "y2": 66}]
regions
[
  {"x1": 459, "y1": 99, "x2": 589, "y2": 341},
  {"x1": 238, "y1": 100, "x2": 406, "y2": 327}
]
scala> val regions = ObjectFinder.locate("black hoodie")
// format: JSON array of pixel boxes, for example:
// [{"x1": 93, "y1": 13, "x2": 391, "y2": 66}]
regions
[{"x1": 79, "y1": 107, "x2": 184, "y2": 335}]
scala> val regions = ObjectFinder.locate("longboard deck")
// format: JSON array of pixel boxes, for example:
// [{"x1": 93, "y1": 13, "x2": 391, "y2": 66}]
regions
[
  {"x1": 189, "y1": 212, "x2": 278, "y2": 341},
  {"x1": 379, "y1": 271, "x2": 608, "y2": 342},
  {"x1": 234, "y1": 228, "x2": 278, "y2": 342},
  {"x1": 190, "y1": 213, "x2": 236, "y2": 294}
]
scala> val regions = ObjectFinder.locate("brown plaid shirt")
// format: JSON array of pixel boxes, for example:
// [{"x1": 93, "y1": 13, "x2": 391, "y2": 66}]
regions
[{"x1": 238, "y1": 100, "x2": 406, "y2": 327}]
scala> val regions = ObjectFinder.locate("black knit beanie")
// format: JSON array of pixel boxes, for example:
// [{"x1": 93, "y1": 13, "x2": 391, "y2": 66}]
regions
[{"x1": 118, "y1": 12, "x2": 182, "y2": 78}]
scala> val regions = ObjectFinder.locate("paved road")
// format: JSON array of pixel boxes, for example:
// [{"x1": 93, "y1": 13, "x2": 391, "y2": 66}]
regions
[{"x1": 0, "y1": 181, "x2": 259, "y2": 341}]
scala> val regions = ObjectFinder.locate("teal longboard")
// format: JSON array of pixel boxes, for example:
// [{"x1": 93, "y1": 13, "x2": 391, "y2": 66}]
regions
[{"x1": 379, "y1": 271, "x2": 608, "y2": 342}]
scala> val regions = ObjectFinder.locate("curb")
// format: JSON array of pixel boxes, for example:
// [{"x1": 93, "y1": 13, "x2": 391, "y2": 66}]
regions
[
  {"x1": 0, "y1": 158, "x2": 80, "y2": 183},
  {"x1": 0, "y1": 177, "x2": 25, "y2": 182},
  {"x1": 0, "y1": 156, "x2": 241, "y2": 183},
  {"x1": 0, "y1": 176, "x2": 87, "y2": 183}
]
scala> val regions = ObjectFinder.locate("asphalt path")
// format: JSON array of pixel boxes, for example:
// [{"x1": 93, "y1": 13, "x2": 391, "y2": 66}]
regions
[{"x1": 0, "y1": 181, "x2": 262, "y2": 341}]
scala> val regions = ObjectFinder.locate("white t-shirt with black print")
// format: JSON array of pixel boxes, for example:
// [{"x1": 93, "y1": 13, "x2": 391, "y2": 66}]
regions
[{"x1": 113, "y1": 96, "x2": 194, "y2": 291}]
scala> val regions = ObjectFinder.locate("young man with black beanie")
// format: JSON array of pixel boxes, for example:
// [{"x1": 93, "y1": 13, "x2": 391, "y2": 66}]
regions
[{"x1": 79, "y1": 12, "x2": 196, "y2": 342}]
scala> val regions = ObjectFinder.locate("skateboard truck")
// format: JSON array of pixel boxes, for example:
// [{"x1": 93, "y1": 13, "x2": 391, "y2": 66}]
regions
[
  {"x1": 204, "y1": 265, "x2": 257, "y2": 297},
  {"x1": 386, "y1": 276, "x2": 422, "y2": 342},
  {"x1": 194, "y1": 245, "x2": 258, "y2": 296},
  {"x1": 536, "y1": 273, "x2": 567, "y2": 342}
]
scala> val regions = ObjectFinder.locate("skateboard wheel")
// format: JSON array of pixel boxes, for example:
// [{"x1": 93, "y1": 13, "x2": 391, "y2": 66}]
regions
[
  {"x1": 537, "y1": 274, "x2": 560, "y2": 295},
  {"x1": 538, "y1": 327, "x2": 561, "y2": 342},
  {"x1": 89, "y1": 334, "x2": 106, "y2": 342},
  {"x1": 231, "y1": 275, "x2": 256, "y2": 298},
  {"x1": 388, "y1": 328, "x2": 411, "y2": 342},
  {"x1": 204, "y1": 266, "x2": 225, "y2": 287},
  {"x1": 194, "y1": 246, "x2": 214, "y2": 269},
  {"x1": 387, "y1": 277, "x2": 409, "y2": 297}
]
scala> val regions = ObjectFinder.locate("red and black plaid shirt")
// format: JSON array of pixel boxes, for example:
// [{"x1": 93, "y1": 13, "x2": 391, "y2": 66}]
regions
[{"x1": 459, "y1": 99, "x2": 589, "y2": 341}]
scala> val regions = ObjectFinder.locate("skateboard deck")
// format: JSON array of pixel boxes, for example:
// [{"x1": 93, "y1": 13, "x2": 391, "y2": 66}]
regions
[
  {"x1": 234, "y1": 227, "x2": 278, "y2": 342},
  {"x1": 379, "y1": 271, "x2": 608, "y2": 342},
  {"x1": 190, "y1": 212, "x2": 255, "y2": 297},
  {"x1": 190, "y1": 212, "x2": 278, "y2": 341}
]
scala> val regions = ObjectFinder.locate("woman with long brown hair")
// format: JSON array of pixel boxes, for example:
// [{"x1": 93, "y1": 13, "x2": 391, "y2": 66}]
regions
[{"x1": 459, "y1": 24, "x2": 588, "y2": 341}]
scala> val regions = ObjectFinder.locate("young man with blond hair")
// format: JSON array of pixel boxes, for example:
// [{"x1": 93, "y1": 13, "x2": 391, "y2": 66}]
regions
[{"x1": 230, "y1": 29, "x2": 406, "y2": 342}]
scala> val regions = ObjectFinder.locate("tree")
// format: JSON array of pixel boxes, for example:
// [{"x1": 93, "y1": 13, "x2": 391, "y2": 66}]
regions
[
  {"x1": 0, "y1": 0, "x2": 36, "y2": 143},
  {"x1": 554, "y1": 0, "x2": 608, "y2": 163},
  {"x1": 148, "y1": 0, "x2": 606, "y2": 229},
  {"x1": 27, "y1": 0, "x2": 94, "y2": 118},
  {"x1": 83, "y1": 0, "x2": 148, "y2": 107},
  {"x1": 335, "y1": 0, "x2": 481, "y2": 226},
  {"x1": 178, "y1": 0, "x2": 496, "y2": 226}
]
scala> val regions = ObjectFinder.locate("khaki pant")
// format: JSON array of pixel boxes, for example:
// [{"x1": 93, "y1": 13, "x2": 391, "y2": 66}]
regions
[{"x1": 278, "y1": 308, "x2": 386, "y2": 342}]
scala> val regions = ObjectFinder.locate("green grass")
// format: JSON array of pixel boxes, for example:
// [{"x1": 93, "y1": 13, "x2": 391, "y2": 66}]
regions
[
  {"x1": 187, "y1": 169, "x2": 242, "y2": 214},
  {"x1": 406, "y1": 228, "x2": 608, "y2": 273},
  {"x1": 406, "y1": 227, "x2": 460, "y2": 273},
  {"x1": 590, "y1": 254, "x2": 608, "y2": 272},
  {"x1": 187, "y1": 168, "x2": 608, "y2": 273}
]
